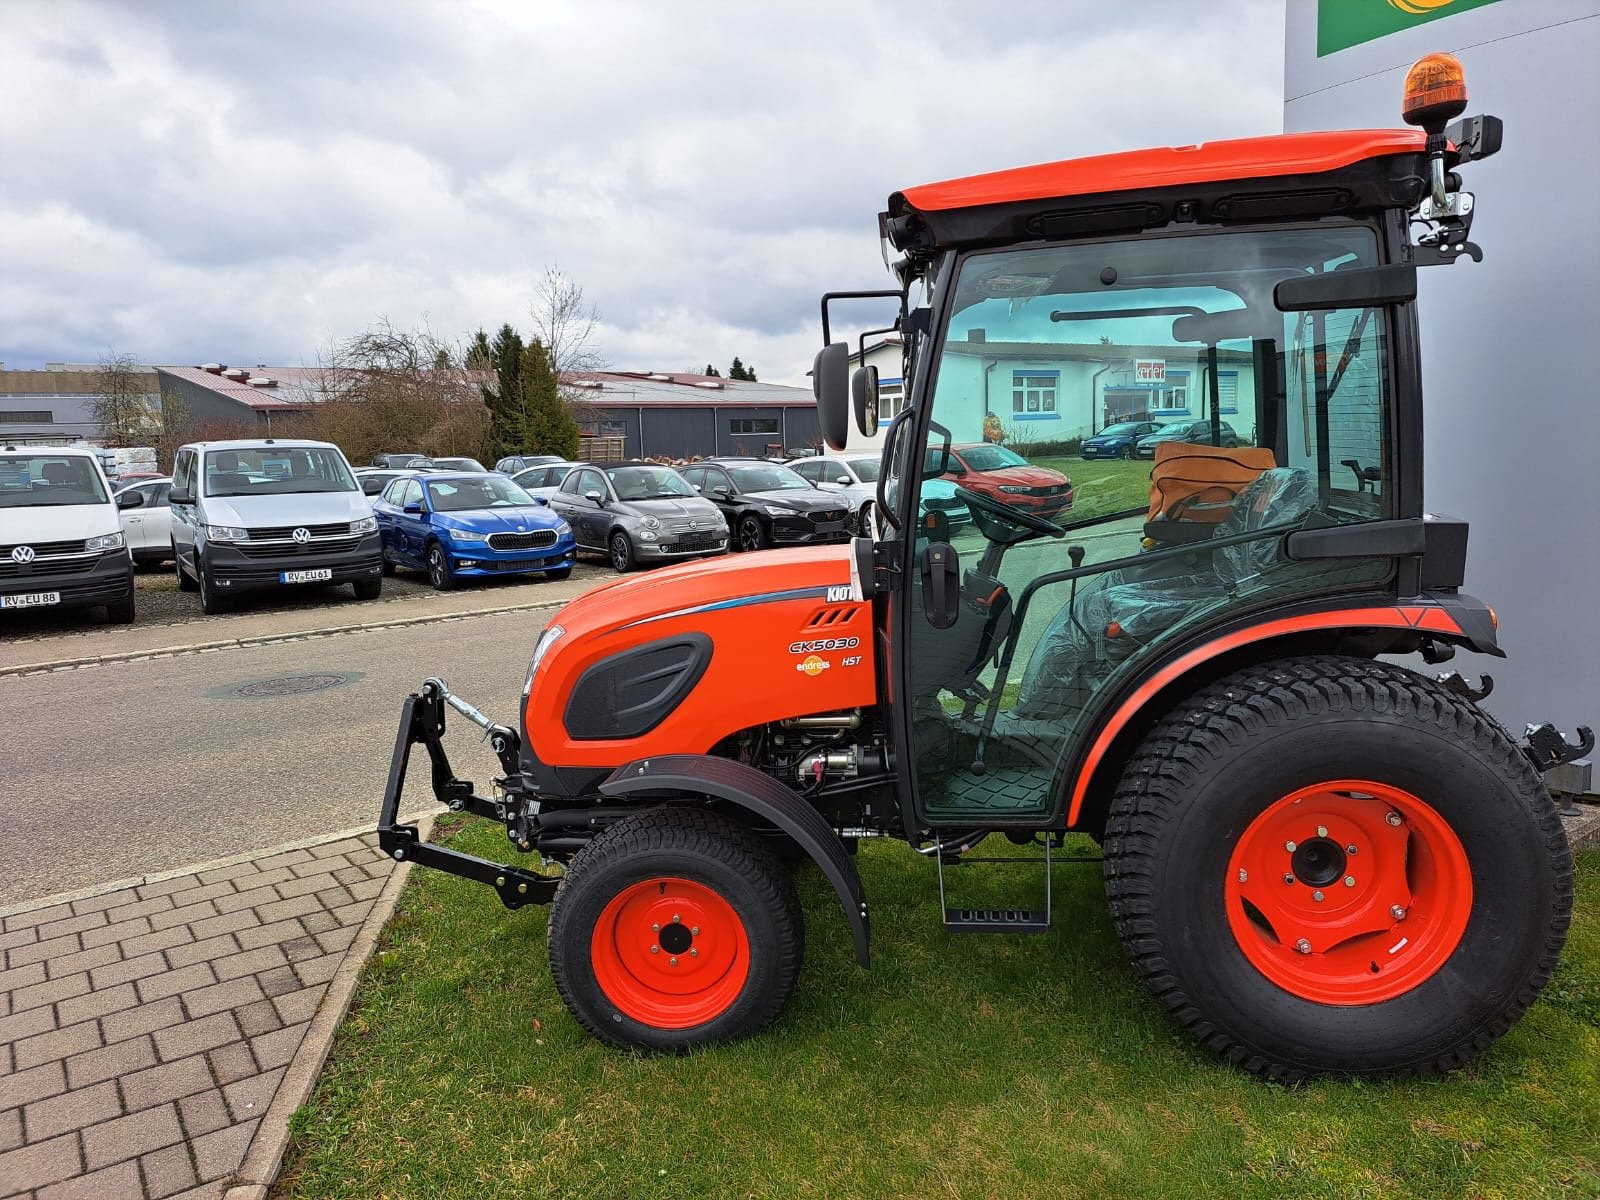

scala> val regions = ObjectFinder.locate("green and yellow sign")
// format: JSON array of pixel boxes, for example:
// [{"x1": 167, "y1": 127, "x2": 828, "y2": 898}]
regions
[{"x1": 1317, "y1": 0, "x2": 1505, "y2": 57}]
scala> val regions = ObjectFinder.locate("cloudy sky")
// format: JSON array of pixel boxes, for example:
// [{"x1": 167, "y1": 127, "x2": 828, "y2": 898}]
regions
[{"x1": 0, "y1": 0, "x2": 1286, "y2": 384}]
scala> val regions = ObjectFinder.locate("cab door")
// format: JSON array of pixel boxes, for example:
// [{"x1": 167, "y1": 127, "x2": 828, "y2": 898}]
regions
[{"x1": 893, "y1": 226, "x2": 1403, "y2": 825}]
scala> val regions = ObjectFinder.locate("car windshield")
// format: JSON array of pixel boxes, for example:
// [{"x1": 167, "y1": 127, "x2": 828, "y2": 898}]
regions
[
  {"x1": 841, "y1": 458, "x2": 880, "y2": 482},
  {"x1": 727, "y1": 464, "x2": 809, "y2": 492},
  {"x1": 1100, "y1": 422, "x2": 1145, "y2": 437},
  {"x1": 0, "y1": 455, "x2": 110, "y2": 507},
  {"x1": 203, "y1": 447, "x2": 356, "y2": 497},
  {"x1": 958, "y1": 445, "x2": 1028, "y2": 471},
  {"x1": 426, "y1": 476, "x2": 536, "y2": 511},
  {"x1": 605, "y1": 466, "x2": 694, "y2": 500}
]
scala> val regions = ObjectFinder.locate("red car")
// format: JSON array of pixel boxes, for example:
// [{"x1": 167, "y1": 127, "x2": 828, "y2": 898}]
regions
[{"x1": 930, "y1": 443, "x2": 1073, "y2": 517}]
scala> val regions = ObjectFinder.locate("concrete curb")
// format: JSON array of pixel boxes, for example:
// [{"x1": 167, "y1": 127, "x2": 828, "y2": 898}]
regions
[
  {"x1": 0, "y1": 809, "x2": 441, "y2": 920},
  {"x1": 0, "y1": 598, "x2": 564, "y2": 677},
  {"x1": 221, "y1": 816, "x2": 430, "y2": 1200}
]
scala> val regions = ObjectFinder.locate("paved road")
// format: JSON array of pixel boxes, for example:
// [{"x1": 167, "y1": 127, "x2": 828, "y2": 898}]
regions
[{"x1": 0, "y1": 609, "x2": 557, "y2": 907}]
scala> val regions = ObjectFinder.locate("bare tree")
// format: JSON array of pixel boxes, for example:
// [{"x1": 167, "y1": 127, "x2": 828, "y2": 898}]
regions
[
  {"x1": 528, "y1": 265, "x2": 609, "y2": 430},
  {"x1": 90, "y1": 351, "x2": 158, "y2": 445},
  {"x1": 153, "y1": 389, "x2": 197, "y2": 472}
]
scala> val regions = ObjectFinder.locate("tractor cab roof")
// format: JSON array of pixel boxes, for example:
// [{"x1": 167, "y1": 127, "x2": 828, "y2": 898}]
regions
[{"x1": 883, "y1": 128, "x2": 1438, "y2": 259}]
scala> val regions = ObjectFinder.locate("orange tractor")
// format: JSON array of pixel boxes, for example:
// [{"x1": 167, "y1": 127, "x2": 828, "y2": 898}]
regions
[{"x1": 378, "y1": 55, "x2": 1578, "y2": 1078}]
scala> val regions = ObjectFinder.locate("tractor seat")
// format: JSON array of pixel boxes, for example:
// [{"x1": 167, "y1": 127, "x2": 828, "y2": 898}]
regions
[{"x1": 1015, "y1": 468, "x2": 1316, "y2": 718}]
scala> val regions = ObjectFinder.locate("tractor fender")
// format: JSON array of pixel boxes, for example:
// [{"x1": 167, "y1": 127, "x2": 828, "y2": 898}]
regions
[{"x1": 599, "y1": 754, "x2": 871, "y2": 967}]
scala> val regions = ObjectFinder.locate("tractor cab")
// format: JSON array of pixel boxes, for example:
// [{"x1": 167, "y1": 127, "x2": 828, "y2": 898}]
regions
[{"x1": 816, "y1": 61, "x2": 1504, "y2": 834}]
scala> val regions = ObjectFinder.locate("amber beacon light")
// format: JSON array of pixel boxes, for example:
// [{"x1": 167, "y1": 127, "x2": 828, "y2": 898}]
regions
[{"x1": 1402, "y1": 52, "x2": 1469, "y2": 130}]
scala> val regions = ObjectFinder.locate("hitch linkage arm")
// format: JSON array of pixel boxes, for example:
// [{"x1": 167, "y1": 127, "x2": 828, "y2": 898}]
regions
[
  {"x1": 1521, "y1": 722, "x2": 1595, "y2": 774},
  {"x1": 376, "y1": 685, "x2": 557, "y2": 910}
]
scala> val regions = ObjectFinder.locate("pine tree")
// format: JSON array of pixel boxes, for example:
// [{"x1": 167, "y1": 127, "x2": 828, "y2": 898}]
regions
[
  {"x1": 728, "y1": 357, "x2": 758, "y2": 382},
  {"x1": 481, "y1": 324, "x2": 526, "y2": 458},
  {"x1": 521, "y1": 339, "x2": 580, "y2": 460},
  {"x1": 704, "y1": 363, "x2": 721, "y2": 377}
]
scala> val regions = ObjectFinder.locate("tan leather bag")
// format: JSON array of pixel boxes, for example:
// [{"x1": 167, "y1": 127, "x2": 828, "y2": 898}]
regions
[{"x1": 1146, "y1": 441, "x2": 1278, "y2": 524}]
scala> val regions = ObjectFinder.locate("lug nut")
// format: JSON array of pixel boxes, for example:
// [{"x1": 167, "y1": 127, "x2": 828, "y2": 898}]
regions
[
  {"x1": 690, "y1": 948, "x2": 699, "y2": 958},
  {"x1": 1295, "y1": 939, "x2": 1312, "y2": 954},
  {"x1": 1237, "y1": 868, "x2": 1248, "y2": 883},
  {"x1": 495, "y1": 876, "x2": 505, "y2": 887},
  {"x1": 651, "y1": 923, "x2": 660, "y2": 932},
  {"x1": 672, "y1": 913, "x2": 681, "y2": 923},
  {"x1": 1386, "y1": 811, "x2": 1403, "y2": 827},
  {"x1": 1346, "y1": 845, "x2": 1358, "y2": 856},
  {"x1": 1316, "y1": 825, "x2": 1328, "y2": 838},
  {"x1": 1391, "y1": 905, "x2": 1407, "y2": 921},
  {"x1": 1284, "y1": 840, "x2": 1297, "y2": 852},
  {"x1": 1313, "y1": 890, "x2": 1325, "y2": 902},
  {"x1": 650, "y1": 945, "x2": 660, "y2": 954},
  {"x1": 1283, "y1": 873, "x2": 1295, "y2": 885},
  {"x1": 1344, "y1": 876, "x2": 1356, "y2": 887},
  {"x1": 690, "y1": 926, "x2": 700, "y2": 936},
  {"x1": 669, "y1": 956, "x2": 679, "y2": 966}
]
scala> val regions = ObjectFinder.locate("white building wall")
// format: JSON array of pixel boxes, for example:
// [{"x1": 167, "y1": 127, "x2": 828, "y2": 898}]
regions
[{"x1": 1284, "y1": 0, "x2": 1600, "y2": 738}]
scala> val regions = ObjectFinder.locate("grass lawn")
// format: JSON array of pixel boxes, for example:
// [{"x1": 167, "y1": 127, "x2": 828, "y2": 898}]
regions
[
  {"x1": 1035, "y1": 454, "x2": 1152, "y2": 524},
  {"x1": 274, "y1": 818, "x2": 1598, "y2": 1200}
]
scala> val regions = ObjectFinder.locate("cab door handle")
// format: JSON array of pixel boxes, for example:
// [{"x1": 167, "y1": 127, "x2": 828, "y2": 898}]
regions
[{"x1": 919, "y1": 541, "x2": 959, "y2": 629}]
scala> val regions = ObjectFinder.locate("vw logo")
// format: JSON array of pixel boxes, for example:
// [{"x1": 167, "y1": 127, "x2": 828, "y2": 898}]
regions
[
  {"x1": 291, "y1": 527, "x2": 311, "y2": 545},
  {"x1": 10, "y1": 545, "x2": 34, "y2": 564}
]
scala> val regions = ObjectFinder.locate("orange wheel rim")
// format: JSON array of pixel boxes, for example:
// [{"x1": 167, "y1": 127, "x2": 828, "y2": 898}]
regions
[
  {"x1": 590, "y1": 877, "x2": 751, "y2": 1028},
  {"x1": 1225, "y1": 780, "x2": 1472, "y2": 1005}
]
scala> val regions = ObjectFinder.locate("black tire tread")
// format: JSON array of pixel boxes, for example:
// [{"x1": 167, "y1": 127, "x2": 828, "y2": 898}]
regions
[
  {"x1": 547, "y1": 807, "x2": 803, "y2": 1050},
  {"x1": 1102, "y1": 654, "x2": 1573, "y2": 1082}
]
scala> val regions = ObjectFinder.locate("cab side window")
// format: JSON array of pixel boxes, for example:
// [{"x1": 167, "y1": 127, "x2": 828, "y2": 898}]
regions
[{"x1": 172, "y1": 451, "x2": 196, "y2": 497}]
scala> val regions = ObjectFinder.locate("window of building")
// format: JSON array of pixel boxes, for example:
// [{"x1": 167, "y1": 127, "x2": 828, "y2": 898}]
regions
[
  {"x1": 0, "y1": 410, "x2": 53, "y2": 424},
  {"x1": 599, "y1": 420, "x2": 626, "y2": 437},
  {"x1": 729, "y1": 418, "x2": 779, "y2": 435},
  {"x1": 1011, "y1": 371, "x2": 1059, "y2": 417},
  {"x1": 876, "y1": 378, "x2": 905, "y2": 425}
]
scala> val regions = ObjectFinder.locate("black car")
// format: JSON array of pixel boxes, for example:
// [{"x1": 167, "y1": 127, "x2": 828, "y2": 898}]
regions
[
  {"x1": 494, "y1": 454, "x2": 564, "y2": 475},
  {"x1": 680, "y1": 458, "x2": 851, "y2": 551},
  {"x1": 1079, "y1": 421, "x2": 1160, "y2": 459},
  {"x1": 1133, "y1": 419, "x2": 1246, "y2": 460}
]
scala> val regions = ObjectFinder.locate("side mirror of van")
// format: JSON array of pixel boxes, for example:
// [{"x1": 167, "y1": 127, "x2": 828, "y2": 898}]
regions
[
  {"x1": 117, "y1": 491, "x2": 145, "y2": 509},
  {"x1": 168, "y1": 490, "x2": 194, "y2": 506}
]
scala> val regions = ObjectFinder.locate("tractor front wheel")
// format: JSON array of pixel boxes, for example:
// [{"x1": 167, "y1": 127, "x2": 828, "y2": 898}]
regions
[
  {"x1": 548, "y1": 809, "x2": 803, "y2": 1051},
  {"x1": 1103, "y1": 655, "x2": 1571, "y2": 1080}
]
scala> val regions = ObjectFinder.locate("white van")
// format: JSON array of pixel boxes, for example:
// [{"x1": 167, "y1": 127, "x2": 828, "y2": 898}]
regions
[
  {"x1": 168, "y1": 439, "x2": 383, "y2": 613},
  {"x1": 0, "y1": 443, "x2": 137, "y2": 623}
]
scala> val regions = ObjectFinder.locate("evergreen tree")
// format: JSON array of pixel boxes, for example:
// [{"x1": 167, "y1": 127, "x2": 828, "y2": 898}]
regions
[
  {"x1": 481, "y1": 324, "x2": 527, "y2": 458},
  {"x1": 728, "y1": 357, "x2": 757, "y2": 382},
  {"x1": 521, "y1": 338, "x2": 580, "y2": 460},
  {"x1": 703, "y1": 363, "x2": 721, "y2": 377}
]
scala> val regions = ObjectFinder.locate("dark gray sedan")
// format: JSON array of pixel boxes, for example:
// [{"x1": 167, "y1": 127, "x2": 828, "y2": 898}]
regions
[{"x1": 547, "y1": 461, "x2": 728, "y2": 572}]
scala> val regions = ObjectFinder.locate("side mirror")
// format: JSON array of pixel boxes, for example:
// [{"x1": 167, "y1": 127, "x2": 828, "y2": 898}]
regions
[
  {"x1": 1274, "y1": 263, "x2": 1417, "y2": 312},
  {"x1": 812, "y1": 342, "x2": 851, "y2": 452},
  {"x1": 168, "y1": 490, "x2": 194, "y2": 506},
  {"x1": 691, "y1": 483, "x2": 702, "y2": 492},
  {"x1": 361, "y1": 479, "x2": 384, "y2": 495},
  {"x1": 402, "y1": 501, "x2": 423, "y2": 514},
  {"x1": 117, "y1": 491, "x2": 144, "y2": 509},
  {"x1": 836, "y1": 476, "x2": 852, "y2": 485},
  {"x1": 850, "y1": 365, "x2": 878, "y2": 438},
  {"x1": 712, "y1": 486, "x2": 732, "y2": 500},
  {"x1": 584, "y1": 490, "x2": 605, "y2": 504}
]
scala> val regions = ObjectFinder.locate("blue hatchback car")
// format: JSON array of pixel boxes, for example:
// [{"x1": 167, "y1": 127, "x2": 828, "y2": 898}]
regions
[
  {"x1": 372, "y1": 472, "x2": 576, "y2": 590},
  {"x1": 1079, "y1": 420, "x2": 1160, "y2": 459}
]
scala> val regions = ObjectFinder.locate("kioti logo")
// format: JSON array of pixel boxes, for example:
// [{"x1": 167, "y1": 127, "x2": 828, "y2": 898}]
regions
[{"x1": 796, "y1": 655, "x2": 830, "y2": 677}]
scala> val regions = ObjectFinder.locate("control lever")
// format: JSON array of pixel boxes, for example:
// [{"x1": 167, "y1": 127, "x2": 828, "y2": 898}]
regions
[{"x1": 1066, "y1": 545, "x2": 1095, "y2": 646}]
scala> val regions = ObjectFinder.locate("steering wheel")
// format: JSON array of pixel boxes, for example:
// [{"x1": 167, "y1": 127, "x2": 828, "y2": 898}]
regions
[{"x1": 954, "y1": 485, "x2": 1066, "y2": 540}]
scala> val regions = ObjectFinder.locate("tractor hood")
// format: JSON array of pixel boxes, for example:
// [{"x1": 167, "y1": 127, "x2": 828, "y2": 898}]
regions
[{"x1": 523, "y1": 542, "x2": 875, "y2": 769}]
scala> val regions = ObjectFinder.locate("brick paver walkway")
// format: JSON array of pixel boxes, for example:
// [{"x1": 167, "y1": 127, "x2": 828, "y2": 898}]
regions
[{"x1": 0, "y1": 835, "x2": 390, "y2": 1199}]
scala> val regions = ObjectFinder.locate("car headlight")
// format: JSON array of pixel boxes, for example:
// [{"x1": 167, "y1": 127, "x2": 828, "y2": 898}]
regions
[
  {"x1": 206, "y1": 525, "x2": 249, "y2": 542},
  {"x1": 86, "y1": 530, "x2": 125, "y2": 552},
  {"x1": 350, "y1": 516, "x2": 377, "y2": 534},
  {"x1": 528, "y1": 623, "x2": 565, "y2": 684},
  {"x1": 998, "y1": 485, "x2": 1030, "y2": 494},
  {"x1": 764, "y1": 505, "x2": 790, "y2": 516},
  {"x1": 449, "y1": 530, "x2": 487, "y2": 543},
  {"x1": 639, "y1": 530, "x2": 658, "y2": 541},
  {"x1": 640, "y1": 516, "x2": 660, "y2": 530}
]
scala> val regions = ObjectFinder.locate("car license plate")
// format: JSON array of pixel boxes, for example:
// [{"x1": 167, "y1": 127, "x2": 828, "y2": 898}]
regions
[
  {"x1": 0, "y1": 591, "x2": 60, "y2": 609},
  {"x1": 280, "y1": 569, "x2": 333, "y2": 584}
]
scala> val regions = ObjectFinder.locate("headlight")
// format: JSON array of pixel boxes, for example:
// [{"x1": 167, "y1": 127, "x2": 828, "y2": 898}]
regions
[
  {"x1": 527, "y1": 623, "x2": 565, "y2": 691},
  {"x1": 640, "y1": 516, "x2": 660, "y2": 530},
  {"x1": 206, "y1": 525, "x2": 249, "y2": 542},
  {"x1": 449, "y1": 530, "x2": 487, "y2": 543},
  {"x1": 764, "y1": 504, "x2": 790, "y2": 516},
  {"x1": 350, "y1": 516, "x2": 378, "y2": 534},
  {"x1": 86, "y1": 530, "x2": 125, "y2": 552},
  {"x1": 639, "y1": 530, "x2": 658, "y2": 541},
  {"x1": 998, "y1": 485, "x2": 1030, "y2": 494}
]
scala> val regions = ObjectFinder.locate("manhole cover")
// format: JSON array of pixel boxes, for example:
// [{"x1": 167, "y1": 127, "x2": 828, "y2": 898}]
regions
[{"x1": 227, "y1": 673, "x2": 353, "y2": 699}]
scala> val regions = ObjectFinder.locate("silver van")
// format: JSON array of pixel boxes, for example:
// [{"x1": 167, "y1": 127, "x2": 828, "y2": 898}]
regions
[{"x1": 169, "y1": 439, "x2": 383, "y2": 613}]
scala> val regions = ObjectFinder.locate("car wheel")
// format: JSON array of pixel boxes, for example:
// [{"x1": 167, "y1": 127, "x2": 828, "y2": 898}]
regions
[
  {"x1": 547, "y1": 808, "x2": 803, "y2": 1051},
  {"x1": 738, "y1": 514, "x2": 768, "y2": 552},
  {"x1": 105, "y1": 595, "x2": 136, "y2": 624},
  {"x1": 609, "y1": 531, "x2": 635, "y2": 573},
  {"x1": 174, "y1": 545, "x2": 197, "y2": 592},
  {"x1": 426, "y1": 543, "x2": 455, "y2": 590},
  {"x1": 380, "y1": 553, "x2": 395, "y2": 577},
  {"x1": 198, "y1": 559, "x2": 228, "y2": 615},
  {"x1": 856, "y1": 500, "x2": 874, "y2": 536},
  {"x1": 352, "y1": 577, "x2": 382, "y2": 601},
  {"x1": 544, "y1": 566, "x2": 573, "y2": 581},
  {"x1": 1120, "y1": 445, "x2": 1134, "y2": 460}
]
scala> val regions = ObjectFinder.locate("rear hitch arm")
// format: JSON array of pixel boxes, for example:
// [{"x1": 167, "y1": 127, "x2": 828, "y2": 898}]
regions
[
  {"x1": 1521, "y1": 722, "x2": 1595, "y2": 774},
  {"x1": 376, "y1": 685, "x2": 557, "y2": 910}
]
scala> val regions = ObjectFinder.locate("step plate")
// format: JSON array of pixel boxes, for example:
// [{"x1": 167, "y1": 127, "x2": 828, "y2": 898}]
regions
[{"x1": 943, "y1": 907, "x2": 1050, "y2": 934}]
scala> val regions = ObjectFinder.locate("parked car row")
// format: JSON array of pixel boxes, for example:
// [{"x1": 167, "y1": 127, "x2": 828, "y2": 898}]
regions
[{"x1": 1078, "y1": 419, "x2": 1247, "y2": 461}]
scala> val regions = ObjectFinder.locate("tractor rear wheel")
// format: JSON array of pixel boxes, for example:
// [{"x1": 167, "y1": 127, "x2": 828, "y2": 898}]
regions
[
  {"x1": 1103, "y1": 655, "x2": 1571, "y2": 1080},
  {"x1": 548, "y1": 808, "x2": 803, "y2": 1051}
]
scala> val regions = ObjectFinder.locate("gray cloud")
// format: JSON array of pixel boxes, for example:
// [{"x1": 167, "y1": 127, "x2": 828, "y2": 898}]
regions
[{"x1": 0, "y1": 0, "x2": 1285, "y2": 382}]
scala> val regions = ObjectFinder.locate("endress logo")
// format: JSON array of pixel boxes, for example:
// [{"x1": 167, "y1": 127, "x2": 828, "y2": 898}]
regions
[{"x1": 796, "y1": 655, "x2": 830, "y2": 677}]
